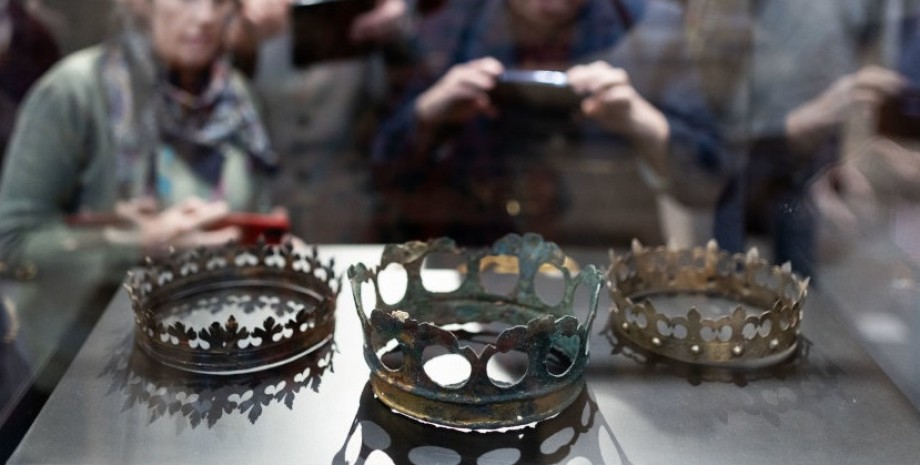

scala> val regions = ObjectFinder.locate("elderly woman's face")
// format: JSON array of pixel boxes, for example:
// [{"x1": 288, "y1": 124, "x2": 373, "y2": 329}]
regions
[
  {"x1": 149, "y1": 0, "x2": 237, "y2": 72},
  {"x1": 507, "y1": 0, "x2": 586, "y2": 31}
]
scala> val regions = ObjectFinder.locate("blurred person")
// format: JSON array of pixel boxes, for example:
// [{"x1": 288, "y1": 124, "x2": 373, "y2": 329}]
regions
[
  {"x1": 372, "y1": 0, "x2": 737, "y2": 247},
  {"x1": 794, "y1": 65, "x2": 905, "y2": 229},
  {"x1": 745, "y1": 0, "x2": 902, "y2": 277},
  {"x1": 0, "y1": 0, "x2": 278, "y2": 283},
  {"x1": 606, "y1": 0, "x2": 751, "y2": 252},
  {"x1": 807, "y1": 1, "x2": 920, "y2": 256},
  {"x1": 227, "y1": 0, "x2": 415, "y2": 242},
  {"x1": 0, "y1": 0, "x2": 288, "y2": 423},
  {"x1": 0, "y1": 0, "x2": 61, "y2": 170},
  {"x1": 372, "y1": 0, "x2": 659, "y2": 244},
  {"x1": 228, "y1": 0, "x2": 411, "y2": 75}
]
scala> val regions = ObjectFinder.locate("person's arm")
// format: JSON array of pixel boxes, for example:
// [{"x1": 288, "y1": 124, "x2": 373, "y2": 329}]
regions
[
  {"x1": 567, "y1": 61, "x2": 670, "y2": 179},
  {"x1": 0, "y1": 58, "x2": 243, "y2": 279},
  {"x1": 568, "y1": 60, "x2": 735, "y2": 206},
  {"x1": 0, "y1": 60, "x2": 141, "y2": 277},
  {"x1": 785, "y1": 65, "x2": 905, "y2": 154},
  {"x1": 350, "y1": 0, "x2": 410, "y2": 43},
  {"x1": 373, "y1": 56, "x2": 502, "y2": 163},
  {"x1": 226, "y1": 0, "x2": 290, "y2": 76}
]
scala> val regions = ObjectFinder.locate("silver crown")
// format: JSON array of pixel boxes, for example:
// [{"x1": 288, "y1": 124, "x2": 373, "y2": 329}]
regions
[{"x1": 125, "y1": 242, "x2": 340, "y2": 375}]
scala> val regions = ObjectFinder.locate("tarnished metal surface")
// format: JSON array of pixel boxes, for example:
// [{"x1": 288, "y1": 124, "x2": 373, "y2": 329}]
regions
[
  {"x1": 348, "y1": 233, "x2": 603, "y2": 429},
  {"x1": 125, "y1": 242, "x2": 340, "y2": 374},
  {"x1": 607, "y1": 240, "x2": 809, "y2": 368}
]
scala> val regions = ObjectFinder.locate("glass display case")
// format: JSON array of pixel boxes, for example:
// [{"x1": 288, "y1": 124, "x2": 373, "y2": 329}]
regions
[{"x1": 2, "y1": 0, "x2": 920, "y2": 463}]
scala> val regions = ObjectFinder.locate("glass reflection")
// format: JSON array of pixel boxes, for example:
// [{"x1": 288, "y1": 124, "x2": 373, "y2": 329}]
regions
[
  {"x1": 99, "y1": 335, "x2": 335, "y2": 428},
  {"x1": 603, "y1": 328, "x2": 846, "y2": 425},
  {"x1": 332, "y1": 383, "x2": 632, "y2": 465}
]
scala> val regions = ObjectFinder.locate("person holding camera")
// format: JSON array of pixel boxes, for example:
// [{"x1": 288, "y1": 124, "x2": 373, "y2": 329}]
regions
[
  {"x1": 372, "y1": 0, "x2": 644, "y2": 243},
  {"x1": 372, "y1": 0, "x2": 734, "y2": 246}
]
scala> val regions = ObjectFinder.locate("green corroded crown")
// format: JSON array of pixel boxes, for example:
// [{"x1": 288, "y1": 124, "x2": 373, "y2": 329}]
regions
[{"x1": 348, "y1": 233, "x2": 602, "y2": 430}]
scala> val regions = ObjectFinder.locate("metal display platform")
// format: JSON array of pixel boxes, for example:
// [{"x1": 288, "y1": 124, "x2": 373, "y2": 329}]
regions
[{"x1": 7, "y1": 245, "x2": 920, "y2": 465}]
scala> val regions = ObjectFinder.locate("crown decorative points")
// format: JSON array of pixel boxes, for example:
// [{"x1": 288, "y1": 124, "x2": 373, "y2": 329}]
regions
[
  {"x1": 347, "y1": 233, "x2": 603, "y2": 430},
  {"x1": 125, "y1": 241, "x2": 340, "y2": 375},
  {"x1": 606, "y1": 239, "x2": 809, "y2": 368}
]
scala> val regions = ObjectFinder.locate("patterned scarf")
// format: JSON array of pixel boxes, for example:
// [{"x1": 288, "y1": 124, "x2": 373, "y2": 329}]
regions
[{"x1": 101, "y1": 30, "x2": 276, "y2": 200}]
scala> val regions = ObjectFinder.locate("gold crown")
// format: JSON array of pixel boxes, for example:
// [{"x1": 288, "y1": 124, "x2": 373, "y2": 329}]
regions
[
  {"x1": 606, "y1": 240, "x2": 809, "y2": 368},
  {"x1": 125, "y1": 242, "x2": 340, "y2": 375},
  {"x1": 347, "y1": 233, "x2": 603, "y2": 430}
]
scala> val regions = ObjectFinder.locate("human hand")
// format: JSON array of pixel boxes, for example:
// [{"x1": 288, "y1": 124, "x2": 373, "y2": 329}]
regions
[
  {"x1": 350, "y1": 0, "x2": 407, "y2": 43},
  {"x1": 870, "y1": 138, "x2": 920, "y2": 184},
  {"x1": 568, "y1": 61, "x2": 670, "y2": 176},
  {"x1": 787, "y1": 66, "x2": 906, "y2": 149},
  {"x1": 810, "y1": 162, "x2": 876, "y2": 231},
  {"x1": 238, "y1": 0, "x2": 291, "y2": 42},
  {"x1": 415, "y1": 57, "x2": 504, "y2": 126},
  {"x1": 567, "y1": 61, "x2": 669, "y2": 144},
  {"x1": 112, "y1": 196, "x2": 241, "y2": 254},
  {"x1": 851, "y1": 137, "x2": 920, "y2": 202}
]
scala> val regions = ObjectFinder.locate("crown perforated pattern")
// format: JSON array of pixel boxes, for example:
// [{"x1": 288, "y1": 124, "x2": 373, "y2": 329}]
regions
[
  {"x1": 348, "y1": 234, "x2": 603, "y2": 430},
  {"x1": 126, "y1": 243, "x2": 340, "y2": 374},
  {"x1": 607, "y1": 240, "x2": 809, "y2": 368}
]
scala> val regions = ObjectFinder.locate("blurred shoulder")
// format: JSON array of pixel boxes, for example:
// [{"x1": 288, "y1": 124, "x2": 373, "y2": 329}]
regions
[
  {"x1": 28, "y1": 46, "x2": 105, "y2": 97},
  {"x1": 41, "y1": 46, "x2": 103, "y2": 80}
]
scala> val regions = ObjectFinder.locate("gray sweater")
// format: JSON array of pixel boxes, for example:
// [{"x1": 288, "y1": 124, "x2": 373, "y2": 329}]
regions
[{"x1": 0, "y1": 46, "x2": 265, "y2": 281}]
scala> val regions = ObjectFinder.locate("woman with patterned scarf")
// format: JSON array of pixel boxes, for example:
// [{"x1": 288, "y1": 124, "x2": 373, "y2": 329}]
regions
[{"x1": 0, "y1": 0, "x2": 277, "y2": 282}]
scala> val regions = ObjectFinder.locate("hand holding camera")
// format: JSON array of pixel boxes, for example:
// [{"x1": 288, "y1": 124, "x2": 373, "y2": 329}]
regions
[
  {"x1": 415, "y1": 56, "x2": 504, "y2": 126},
  {"x1": 567, "y1": 61, "x2": 669, "y2": 145}
]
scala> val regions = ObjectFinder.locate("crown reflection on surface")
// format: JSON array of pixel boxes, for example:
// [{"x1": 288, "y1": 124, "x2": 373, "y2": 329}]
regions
[
  {"x1": 607, "y1": 240, "x2": 809, "y2": 368},
  {"x1": 125, "y1": 242, "x2": 340, "y2": 375},
  {"x1": 347, "y1": 233, "x2": 603, "y2": 430}
]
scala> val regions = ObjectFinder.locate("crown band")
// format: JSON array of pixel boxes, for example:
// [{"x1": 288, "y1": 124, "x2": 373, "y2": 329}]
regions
[
  {"x1": 126, "y1": 243, "x2": 340, "y2": 375},
  {"x1": 348, "y1": 234, "x2": 602, "y2": 430},
  {"x1": 607, "y1": 240, "x2": 809, "y2": 368}
]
